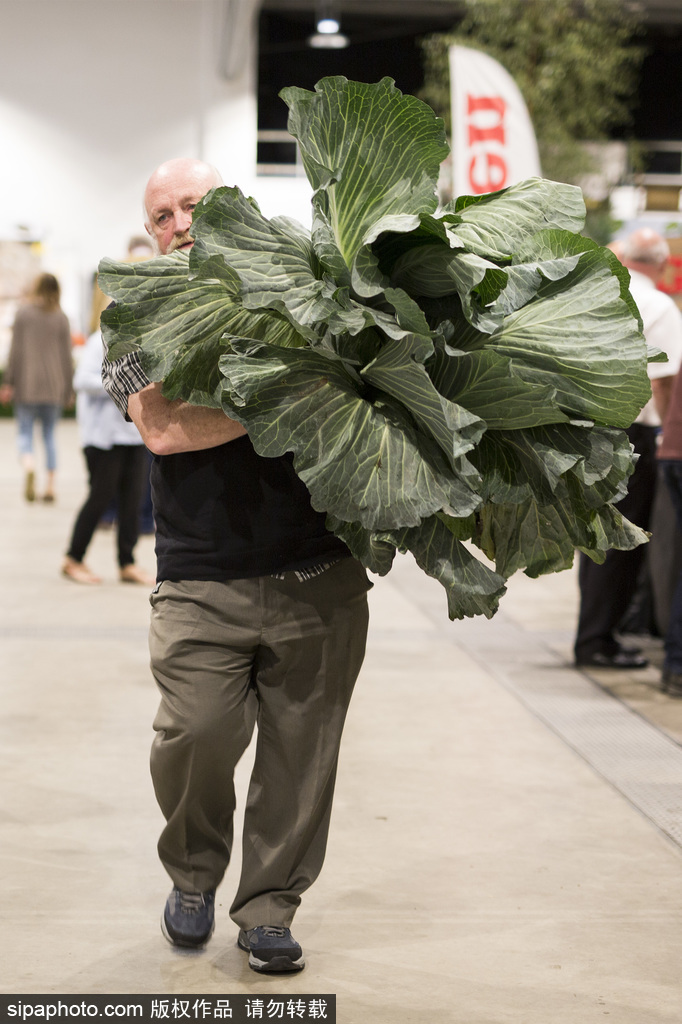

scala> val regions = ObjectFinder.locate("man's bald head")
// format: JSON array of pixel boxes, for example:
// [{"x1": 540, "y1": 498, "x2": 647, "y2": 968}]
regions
[
  {"x1": 621, "y1": 228, "x2": 670, "y2": 281},
  {"x1": 607, "y1": 238, "x2": 625, "y2": 262},
  {"x1": 144, "y1": 158, "x2": 223, "y2": 255}
]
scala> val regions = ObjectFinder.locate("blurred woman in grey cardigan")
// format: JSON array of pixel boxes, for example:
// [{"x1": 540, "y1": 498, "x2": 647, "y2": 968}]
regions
[{"x1": 0, "y1": 273, "x2": 74, "y2": 502}]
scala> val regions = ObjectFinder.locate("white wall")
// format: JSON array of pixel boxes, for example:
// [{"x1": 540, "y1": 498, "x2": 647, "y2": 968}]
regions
[{"x1": 0, "y1": 0, "x2": 296, "y2": 335}]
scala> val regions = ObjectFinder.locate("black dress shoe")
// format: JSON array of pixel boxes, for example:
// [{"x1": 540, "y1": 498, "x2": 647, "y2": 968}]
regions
[
  {"x1": 576, "y1": 650, "x2": 649, "y2": 670},
  {"x1": 617, "y1": 643, "x2": 643, "y2": 656},
  {"x1": 661, "y1": 669, "x2": 682, "y2": 697}
]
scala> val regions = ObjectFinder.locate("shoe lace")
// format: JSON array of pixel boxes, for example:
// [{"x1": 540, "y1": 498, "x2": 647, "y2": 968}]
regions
[
  {"x1": 260, "y1": 926, "x2": 287, "y2": 937},
  {"x1": 177, "y1": 891, "x2": 207, "y2": 914}
]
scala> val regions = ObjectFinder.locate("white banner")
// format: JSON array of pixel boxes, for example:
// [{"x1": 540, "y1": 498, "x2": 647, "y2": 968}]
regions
[{"x1": 449, "y1": 44, "x2": 541, "y2": 199}]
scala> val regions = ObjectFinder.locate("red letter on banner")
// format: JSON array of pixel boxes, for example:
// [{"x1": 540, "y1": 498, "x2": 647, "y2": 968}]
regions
[
  {"x1": 467, "y1": 95, "x2": 507, "y2": 145},
  {"x1": 468, "y1": 153, "x2": 507, "y2": 194}
]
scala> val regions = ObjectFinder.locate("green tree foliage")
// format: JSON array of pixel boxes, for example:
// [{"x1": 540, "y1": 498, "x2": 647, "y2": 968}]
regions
[{"x1": 420, "y1": 0, "x2": 646, "y2": 183}]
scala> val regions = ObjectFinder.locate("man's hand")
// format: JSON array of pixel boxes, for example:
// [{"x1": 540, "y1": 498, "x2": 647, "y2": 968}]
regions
[{"x1": 128, "y1": 382, "x2": 247, "y2": 455}]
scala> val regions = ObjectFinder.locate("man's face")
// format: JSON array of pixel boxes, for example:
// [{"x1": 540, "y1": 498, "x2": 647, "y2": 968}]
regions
[{"x1": 144, "y1": 162, "x2": 220, "y2": 256}]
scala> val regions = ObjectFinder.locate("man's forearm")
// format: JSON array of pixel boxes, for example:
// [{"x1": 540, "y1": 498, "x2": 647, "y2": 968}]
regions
[{"x1": 128, "y1": 382, "x2": 247, "y2": 455}]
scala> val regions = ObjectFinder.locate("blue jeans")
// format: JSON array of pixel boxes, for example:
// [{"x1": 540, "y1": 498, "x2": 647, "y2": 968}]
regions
[
  {"x1": 15, "y1": 403, "x2": 61, "y2": 471},
  {"x1": 659, "y1": 460, "x2": 682, "y2": 671}
]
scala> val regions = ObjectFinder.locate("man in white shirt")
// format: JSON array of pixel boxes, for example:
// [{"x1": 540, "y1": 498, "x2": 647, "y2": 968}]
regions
[{"x1": 574, "y1": 228, "x2": 682, "y2": 668}]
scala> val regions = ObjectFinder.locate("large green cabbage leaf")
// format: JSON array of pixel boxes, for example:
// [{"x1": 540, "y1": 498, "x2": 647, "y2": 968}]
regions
[{"x1": 99, "y1": 76, "x2": 652, "y2": 620}]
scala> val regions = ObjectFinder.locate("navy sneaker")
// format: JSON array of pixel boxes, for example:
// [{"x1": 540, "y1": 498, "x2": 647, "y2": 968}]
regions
[
  {"x1": 238, "y1": 926, "x2": 305, "y2": 973},
  {"x1": 161, "y1": 887, "x2": 215, "y2": 948}
]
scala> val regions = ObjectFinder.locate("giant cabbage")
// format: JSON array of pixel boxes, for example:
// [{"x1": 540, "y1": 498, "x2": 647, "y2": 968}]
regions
[{"x1": 100, "y1": 76, "x2": 652, "y2": 620}]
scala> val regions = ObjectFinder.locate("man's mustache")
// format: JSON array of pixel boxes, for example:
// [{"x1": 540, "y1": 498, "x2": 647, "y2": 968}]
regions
[{"x1": 168, "y1": 233, "x2": 193, "y2": 252}]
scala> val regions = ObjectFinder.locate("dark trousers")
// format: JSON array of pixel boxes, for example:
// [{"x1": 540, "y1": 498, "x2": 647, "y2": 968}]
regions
[
  {"x1": 574, "y1": 424, "x2": 658, "y2": 660},
  {"x1": 659, "y1": 460, "x2": 682, "y2": 671},
  {"x1": 66, "y1": 444, "x2": 149, "y2": 567},
  {"x1": 148, "y1": 559, "x2": 371, "y2": 930}
]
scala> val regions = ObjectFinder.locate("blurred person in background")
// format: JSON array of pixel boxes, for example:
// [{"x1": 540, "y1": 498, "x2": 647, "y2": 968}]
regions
[
  {"x1": 655, "y1": 332, "x2": 682, "y2": 695},
  {"x1": 90, "y1": 235, "x2": 156, "y2": 536},
  {"x1": 88, "y1": 235, "x2": 154, "y2": 333},
  {"x1": 61, "y1": 323, "x2": 155, "y2": 586},
  {"x1": 0, "y1": 272, "x2": 73, "y2": 502},
  {"x1": 574, "y1": 228, "x2": 682, "y2": 669}
]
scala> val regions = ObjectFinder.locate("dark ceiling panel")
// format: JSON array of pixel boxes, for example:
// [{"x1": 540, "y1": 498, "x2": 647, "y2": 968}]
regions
[
  {"x1": 260, "y1": 0, "x2": 682, "y2": 25},
  {"x1": 258, "y1": 0, "x2": 682, "y2": 141}
]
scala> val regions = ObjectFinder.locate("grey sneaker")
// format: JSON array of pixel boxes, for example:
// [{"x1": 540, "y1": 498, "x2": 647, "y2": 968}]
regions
[
  {"x1": 161, "y1": 887, "x2": 215, "y2": 948},
  {"x1": 238, "y1": 926, "x2": 305, "y2": 973}
]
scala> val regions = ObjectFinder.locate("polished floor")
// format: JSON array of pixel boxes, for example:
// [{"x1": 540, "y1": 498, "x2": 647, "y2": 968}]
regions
[{"x1": 1, "y1": 419, "x2": 681, "y2": 1023}]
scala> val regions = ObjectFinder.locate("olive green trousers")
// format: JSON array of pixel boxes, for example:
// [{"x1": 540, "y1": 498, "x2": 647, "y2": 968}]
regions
[{"x1": 148, "y1": 558, "x2": 371, "y2": 930}]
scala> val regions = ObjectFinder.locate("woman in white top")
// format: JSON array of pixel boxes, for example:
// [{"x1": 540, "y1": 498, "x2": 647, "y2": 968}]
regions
[{"x1": 62, "y1": 329, "x2": 155, "y2": 585}]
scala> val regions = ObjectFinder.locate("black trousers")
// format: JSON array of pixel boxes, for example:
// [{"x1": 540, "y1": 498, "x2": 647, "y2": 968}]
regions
[
  {"x1": 574, "y1": 424, "x2": 658, "y2": 660},
  {"x1": 66, "y1": 444, "x2": 149, "y2": 568}
]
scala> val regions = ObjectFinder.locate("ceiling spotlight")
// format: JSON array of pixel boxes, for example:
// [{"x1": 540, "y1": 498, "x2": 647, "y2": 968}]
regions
[
  {"x1": 317, "y1": 16, "x2": 340, "y2": 34},
  {"x1": 308, "y1": 2, "x2": 348, "y2": 48},
  {"x1": 308, "y1": 31, "x2": 349, "y2": 49}
]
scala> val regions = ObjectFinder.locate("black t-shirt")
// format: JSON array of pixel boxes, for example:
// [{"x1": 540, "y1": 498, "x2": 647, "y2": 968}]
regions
[{"x1": 151, "y1": 435, "x2": 348, "y2": 581}]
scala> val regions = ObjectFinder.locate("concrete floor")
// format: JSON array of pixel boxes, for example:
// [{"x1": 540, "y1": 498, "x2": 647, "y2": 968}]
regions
[{"x1": 1, "y1": 418, "x2": 682, "y2": 1023}]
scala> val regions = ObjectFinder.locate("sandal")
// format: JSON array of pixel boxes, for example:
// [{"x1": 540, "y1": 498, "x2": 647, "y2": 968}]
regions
[
  {"x1": 61, "y1": 558, "x2": 102, "y2": 585},
  {"x1": 119, "y1": 564, "x2": 155, "y2": 586}
]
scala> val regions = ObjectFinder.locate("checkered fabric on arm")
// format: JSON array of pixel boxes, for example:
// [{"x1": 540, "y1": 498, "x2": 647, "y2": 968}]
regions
[{"x1": 102, "y1": 349, "x2": 151, "y2": 421}]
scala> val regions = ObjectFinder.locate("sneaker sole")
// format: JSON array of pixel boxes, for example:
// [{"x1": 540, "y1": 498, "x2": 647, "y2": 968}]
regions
[
  {"x1": 248, "y1": 953, "x2": 306, "y2": 973},
  {"x1": 237, "y1": 936, "x2": 305, "y2": 973},
  {"x1": 160, "y1": 912, "x2": 215, "y2": 949}
]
